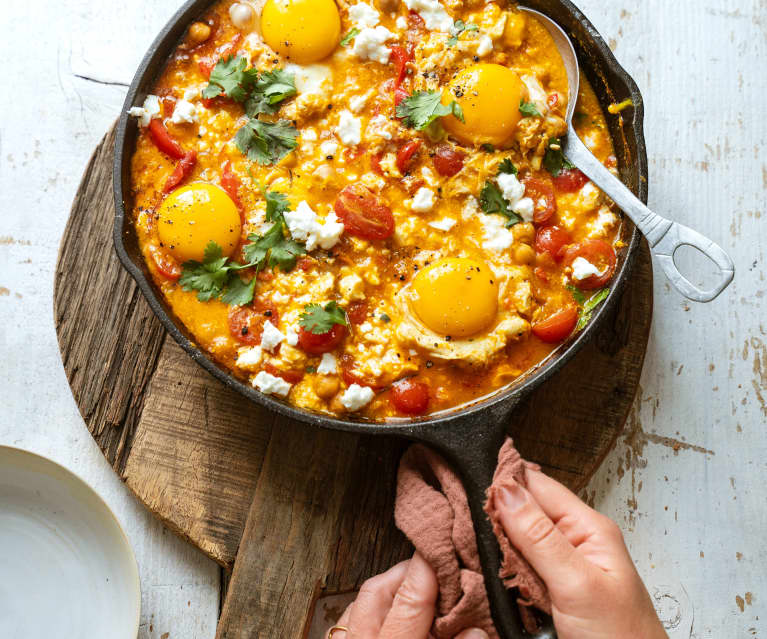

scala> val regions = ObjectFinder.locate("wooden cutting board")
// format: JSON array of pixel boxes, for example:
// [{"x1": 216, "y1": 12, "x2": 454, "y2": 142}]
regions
[{"x1": 54, "y1": 124, "x2": 653, "y2": 639}]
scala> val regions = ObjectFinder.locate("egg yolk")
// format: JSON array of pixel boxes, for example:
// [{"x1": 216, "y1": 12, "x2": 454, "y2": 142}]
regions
[
  {"x1": 411, "y1": 258, "x2": 499, "y2": 338},
  {"x1": 157, "y1": 183, "x2": 241, "y2": 263},
  {"x1": 261, "y1": 0, "x2": 341, "y2": 64},
  {"x1": 442, "y1": 64, "x2": 524, "y2": 147}
]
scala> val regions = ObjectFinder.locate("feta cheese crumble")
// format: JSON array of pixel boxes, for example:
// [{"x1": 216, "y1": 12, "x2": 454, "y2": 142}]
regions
[
  {"x1": 339, "y1": 273, "x2": 366, "y2": 302},
  {"x1": 320, "y1": 140, "x2": 339, "y2": 157},
  {"x1": 411, "y1": 187, "x2": 436, "y2": 213},
  {"x1": 128, "y1": 94, "x2": 161, "y2": 127},
  {"x1": 335, "y1": 110, "x2": 363, "y2": 146},
  {"x1": 476, "y1": 34, "x2": 493, "y2": 57},
  {"x1": 481, "y1": 213, "x2": 516, "y2": 252},
  {"x1": 170, "y1": 99, "x2": 198, "y2": 124},
  {"x1": 285, "y1": 325, "x2": 299, "y2": 346},
  {"x1": 317, "y1": 353, "x2": 338, "y2": 375},
  {"x1": 429, "y1": 217, "x2": 457, "y2": 231},
  {"x1": 236, "y1": 346, "x2": 263, "y2": 370},
  {"x1": 284, "y1": 201, "x2": 345, "y2": 251},
  {"x1": 348, "y1": 2, "x2": 380, "y2": 28},
  {"x1": 403, "y1": 0, "x2": 453, "y2": 31},
  {"x1": 260, "y1": 320, "x2": 285, "y2": 352},
  {"x1": 302, "y1": 128, "x2": 318, "y2": 141},
  {"x1": 351, "y1": 26, "x2": 395, "y2": 64},
  {"x1": 521, "y1": 74, "x2": 549, "y2": 116},
  {"x1": 340, "y1": 384, "x2": 375, "y2": 411},
  {"x1": 348, "y1": 93, "x2": 368, "y2": 113},
  {"x1": 253, "y1": 371, "x2": 292, "y2": 397},
  {"x1": 496, "y1": 172, "x2": 535, "y2": 222},
  {"x1": 571, "y1": 257, "x2": 607, "y2": 282}
]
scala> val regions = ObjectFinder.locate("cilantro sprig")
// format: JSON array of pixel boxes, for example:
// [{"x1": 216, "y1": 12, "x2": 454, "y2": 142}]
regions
[
  {"x1": 340, "y1": 28, "x2": 360, "y2": 47},
  {"x1": 478, "y1": 163, "x2": 523, "y2": 227},
  {"x1": 447, "y1": 20, "x2": 478, "y2": 46},
  {"x1": 234, "y1": 119, "x2": 298, "y2": 165},
  {"x1": 519, "y1": 99, "x2": 542, "y2": 118},
  {"x1": 299, "y1": 302, "x2": 347, "y2": 335},
  {"x1": 245, "y1": 69, "x2": 298, "y2": 117},
  {"x1": 498, "y1": 158, "x2": 518, "y2": 175},
  {"x1": 396, "y1": 91, "x2": 465, "y2": 131},
  {"x1": 568, "y1": 286, "x2": 610, "y2": 331},
  {"x1": 179, "y1": 242, "x2": 242, "y2": 302},
  {"x1": 543, "y1": 137, "x2": 575, "y2": 177}
]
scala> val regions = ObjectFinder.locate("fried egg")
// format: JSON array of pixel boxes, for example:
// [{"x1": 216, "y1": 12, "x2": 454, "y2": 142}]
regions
[
  {"x1": 157, "y1": 183, "x2": 241, "y2": 262},
  {"x1": 442, "y1": 63, "x2": 524, "y2": 147},
  {"x1": 396, "y1": 257, "x2": 530, "y2": 365},
  {"x1": 261, "y1": 0, "x2": 341, "y2": 64}
]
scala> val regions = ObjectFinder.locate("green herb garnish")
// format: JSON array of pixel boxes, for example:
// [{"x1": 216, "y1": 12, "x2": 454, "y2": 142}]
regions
[
  {"x1": 340, "y1": 28, "x2": 360, "y2": 46},
  {"x1": 396, "y1": 91, "x2": 465, "y2": 131},
  {"x1": 519, "y1": 99, "x2": 542, "y2": 118},
  {"x1": 479, "y1": 181, "x2": 522, "y2": 228},
  {"x1": 299, "y1": 302, "x2": 348, "y2": 335},
  {"x1": 245, "y1": 68, "x2": 298, "y2": 117},
  {"x1": 498, "y1": 158, "x2": 518, "y2": 175},
  {"x1": 543, "y1": 137, "x2": 575, "y2": 177},
  {"x1": 447, "y1": 20, "x2": 478, "y2": 46},
  {"x1": 234, "y1": 119, "x2": 298, "y2": 165},
  {"x1": 568, "y1": 286, "x2": 610, "y2": 331}
]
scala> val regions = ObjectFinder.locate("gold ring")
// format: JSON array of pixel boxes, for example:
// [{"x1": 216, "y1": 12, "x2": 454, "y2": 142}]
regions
[{"x1": 326, "y1": 626, "x2": 349, "y2": 638}]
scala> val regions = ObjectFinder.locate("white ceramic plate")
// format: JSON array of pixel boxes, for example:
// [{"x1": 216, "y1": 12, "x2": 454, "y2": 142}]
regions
[{"x1": 0, "y1": 446, "x2": 140, "y2": 639}]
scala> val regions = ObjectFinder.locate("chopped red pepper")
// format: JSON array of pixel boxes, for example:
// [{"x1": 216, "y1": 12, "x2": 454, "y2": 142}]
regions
[
  {"x1": 198, "y1": 34, "x2": 243, "y2": 79},
  {"x1": 396, "y1": 140, "x2": 421, "y2": 175},
  {"x1": 163, "y1": 150, "x2": 198, "y2": 193},
  {"x1": 148, "y1": 119, "x2": 185, "y2": 160},
  {"x1": 221, "y1": 161, "x2": 243, "y2": 213},
  {"x1": 390, "y1": 45, "x2": 412, "y2": 91}
]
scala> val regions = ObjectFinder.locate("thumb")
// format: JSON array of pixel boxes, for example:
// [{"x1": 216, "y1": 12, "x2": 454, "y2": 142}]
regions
[
  {"x1": 494, "y1": 479, "x2": 587, "y2": 589},
  {"x1": 378, "y1": 552, "x2": 438, "y2": 639},
  {"x1": 454, "y1": 629, "x2": 490, "y2": 639}
]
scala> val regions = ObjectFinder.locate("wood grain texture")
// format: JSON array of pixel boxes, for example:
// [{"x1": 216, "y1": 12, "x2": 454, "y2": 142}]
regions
[{"x1": 53, "y1": 123, "x2": 651, "y2": 638}]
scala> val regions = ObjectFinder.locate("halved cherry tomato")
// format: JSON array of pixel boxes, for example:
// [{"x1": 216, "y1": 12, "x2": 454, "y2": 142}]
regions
[
  {"x1": 553, "y1": 168, "x2": 589, "y2": 194},
  {"x1": 394, "y1": 87, "x2": 409, "y2": 108},
  {"x1": 228, "y1": 300, "x2": 279, "y2": 346},
  {"x1": 390, "y1": 379, "x2": 430, "y2": 415},
  {"x1": 370, "y1": 152, "x2": 384, "y2": 176},
  {"x1": 334, "y1": 184, "x2": 395, "y2": 241},
  {"x1": 390, "y1": 45, "x2": 412, "y2": 90},
  {"x1": 396, "y1": 140, "x2": 421, "y2": 174},
  {"x1": 535, "y1": 226, "x2": 571, "y2": 262},
  {"x1": 221, "y1": 161, "x2": 243, "y2": 213},
  {"x1": 148, "y1": 244, "x2": 181, "y2": 280},
  {"x1": 562, "y1": 240, "x2": 617, "y2": 290},
  {"x1": 148, "y1": 119, "x2": 185, "y2": 160},
  {"x1": 532, "y1": 307, "x2": 579, "y2": 343},
  {"x1": 521, "y1": 175, "x2": 557, "y2": 225},
  {"x1": 163, "y1": 150, "x2": 198, "y2": 193},
  {"x1": 432, "y1": 145, "x2": 465, "y2": 177},
  {"x1": 297, "y1": 324, "x2": 347, "y2": 355},
  {"x1": 340, "y1": 354, "x2": 385, "y2": 391},
  {"x1": 347, "y1": 301, "x2": 368, "y2": 326},
  {"x1": 407, "y1": 10, "x2": 426, "y2": 31},
  {"x1": 263, "y1": 362, "x2": 304, "y2": 385}
]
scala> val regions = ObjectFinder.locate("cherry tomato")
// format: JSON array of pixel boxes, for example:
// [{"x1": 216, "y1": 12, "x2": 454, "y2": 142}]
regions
[
  {"x1": 394, "y1": 87, "x2": 409, "y2": 108},
  {"x1": 148, "y1": 244, "x2": 181, "y2": 280},
  {"x1": 263, "y1": 362, "x2": 304, "y2": 385},
  {"x1": 396, "y1": 140, "x2": 421, "y2": 175},
  {"x1": 148, "y1": 119, "x2": 185, "y2": 160},
  {"x1": 163, "y1": 150, "x2": 198, "y2": 193},
  {"x1": 340, "y1": 354, "x2": 385, "y2": 391},
  {"x1": 334, "y1": 184, "x2": 395, "y2": 241},
  {"x1": 532, "y1": 307, "x2": 579, "y2": 343},
  {"x1": 347, "y1": 301, "x2": 368, "y2": 326},
  {"x1": 297, "y1": 324, "x2": 347, "y2": 355},
  {"x1": 552, "y1": 168, "x2": 589, "y2": 194},
  {"x1": 228, "y1": 301, "x2": 279, "y2": 346},
  {"x1": 432, "y1": 145, "x2": 465, "y2": 177},
  {"x1": 562, "y1": 240, "x2": 617, "y2": 290},
  {"x1": 221, "y1": 161, "x2": 243, "y2": 215},
  {"x1": 407, "y1": 10, "x2": 425, "y2": 31},
  {"x1": 390, "y1": 379, "x2": 430, "y2": 415},
  {"x1": 521, "y1": 175, "x2": 557, "y2": 225},
  {"x1": 389, "y1": 45, "x2": 412, "y2": 90},
  {"x1": 370, "y1": 152, "x2": 384, "y2": 176},
  {"x1": 535, "y1": 226, "x2": 571, "y2": 262},
  {"x1": 547, "y1": 93, "x2": 559, "y2": 109}
]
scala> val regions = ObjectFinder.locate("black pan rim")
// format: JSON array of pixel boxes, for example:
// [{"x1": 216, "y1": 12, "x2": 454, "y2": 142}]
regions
[{"x1": 112, "y1": 0, "x2": 648, "y2": 438}]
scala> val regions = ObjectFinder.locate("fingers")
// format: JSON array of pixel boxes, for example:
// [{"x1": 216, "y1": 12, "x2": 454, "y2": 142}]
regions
[
  {"x1": 495, "y1": 479, "x2": 588, "y2": 587},
  {"x1": 347, "y1": 560, "x2": 410, "y2": 638},
  {"x1": 377, "y1": 552, "x2": 438, "y2": 639},
  {"x1": 454, "y1": 629, "x2": 490, "y2": 639}
]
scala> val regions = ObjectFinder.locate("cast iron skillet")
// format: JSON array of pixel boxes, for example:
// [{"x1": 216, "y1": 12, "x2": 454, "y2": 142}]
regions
[{"x1": 114, "y1": 2, "x2": 647, "y2": 636}]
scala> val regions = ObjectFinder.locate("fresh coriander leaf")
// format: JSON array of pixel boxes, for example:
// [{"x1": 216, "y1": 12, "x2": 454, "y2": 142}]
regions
[
  {"x1": 519, "y1": 99, "x2": 542, "y2": 118},
  {"x1": 299, "y1": 301, "x2": 348, "y2": 335},
  {"x1": 221, "y1": 274, "x2": 257, "y2": 306},
  {"x1": 202, "y1": 56, "x2": 258, "y2": 102},
  {"x1": 543, "y1": 137, "x2": 575, "y2": 177},
  {"x1": 498, "y1": 158, "x2": 518, "y2": 175},
  {"x1": 566, "y1": 284, "x2": 586, "y2": 306},
  {"x1": 306, "y1": 365, "x2": 318, "y2": 373},
  {"x1": 243, "y1": 223, "x2": 306, "y2": 273},
  {"x1": 570, "y1": 287, "x2": 610, "y2": 331},
  {"x1": 260, "y1": 185, "x2": 291, "y2": 223},
  {"x1": 380, "y1": 313, "x2": 391, "y2": 323},
  {"x1": 447, "y1": 20, "x2": 478, "y2": 45},
  {"x1": 479, "y1": 181, "x2": 522, "y2": 227},
  {"x1": 339, "y1": 28, "x2": 360, "y2": 46},
  {"x1": 245, "y1": 68, "x2": 297, "y2": 116},
  {"x1": 481, "y1": 143, "x2": 495, "y2": 153},
  {"x1": 234, "y1": 119, "x2": 298, "y2": 165},
  {"x1": 583, "y1": 288, "x2": 610, "y2": 314},
  {"x1": 179, "y1": 242, "x2": 232, "y2": 301},
  {"x1": 446, "y1": 35, "x2": 459, "y2": 46},
  {"x1": 396, "y1": 91, "x2": 465, "y2": 130}
]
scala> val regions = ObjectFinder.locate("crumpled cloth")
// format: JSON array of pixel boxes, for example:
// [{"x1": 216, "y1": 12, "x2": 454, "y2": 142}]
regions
[{"x1": 394, "y1": 439, "x2": 551, "y2": 638}]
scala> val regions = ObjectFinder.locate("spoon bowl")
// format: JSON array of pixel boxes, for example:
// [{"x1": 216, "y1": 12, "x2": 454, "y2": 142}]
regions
[{"x1": 521, "y1": 6, "x2": 735, "y2": 303}]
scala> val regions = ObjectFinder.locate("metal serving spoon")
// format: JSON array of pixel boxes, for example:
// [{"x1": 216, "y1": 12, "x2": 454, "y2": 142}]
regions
[{"x1": 521, "y1": 7, "x2": 735, "y2": 303}]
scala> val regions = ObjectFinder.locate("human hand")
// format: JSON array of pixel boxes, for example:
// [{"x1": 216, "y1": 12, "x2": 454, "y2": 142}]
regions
[
  {"x1": 496, "y1": 469, "x2": 667, "y2": 639},
  {"x1": 329, "y1": 552, "x2": 488, "y2": 639}
]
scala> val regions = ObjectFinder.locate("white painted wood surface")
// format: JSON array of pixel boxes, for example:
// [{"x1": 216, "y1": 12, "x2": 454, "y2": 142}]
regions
[{"x1": 1, "y1": 0, "x2": 764, "y2": 637}]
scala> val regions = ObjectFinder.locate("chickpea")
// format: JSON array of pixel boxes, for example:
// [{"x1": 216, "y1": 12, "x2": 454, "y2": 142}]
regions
[
  {"x1": 329, "y1": 393, "x2": 347, "y2": 414},
  {"x1": 315, "y1": 375, "x2": 340, "y2": 400},
  {"x1": 187, "y1": 22, "x2": 211, "y2": 46},
  {"x1": 512, "y1": 222, "x2": 535, "y2": 244},
  {"x1": 513, "y1": 243, "x2": 536, "y2": 265}
]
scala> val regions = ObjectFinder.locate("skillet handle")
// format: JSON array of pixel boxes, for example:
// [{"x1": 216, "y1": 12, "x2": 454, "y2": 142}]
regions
[{"x1": 409, "y1": 404, "x2": 556, "y2": 639}]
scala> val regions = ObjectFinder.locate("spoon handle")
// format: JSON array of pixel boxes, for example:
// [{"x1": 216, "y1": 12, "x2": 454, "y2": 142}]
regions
[{"x1": 563, "y1": 125, "x2": 735, "y2": 303}]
